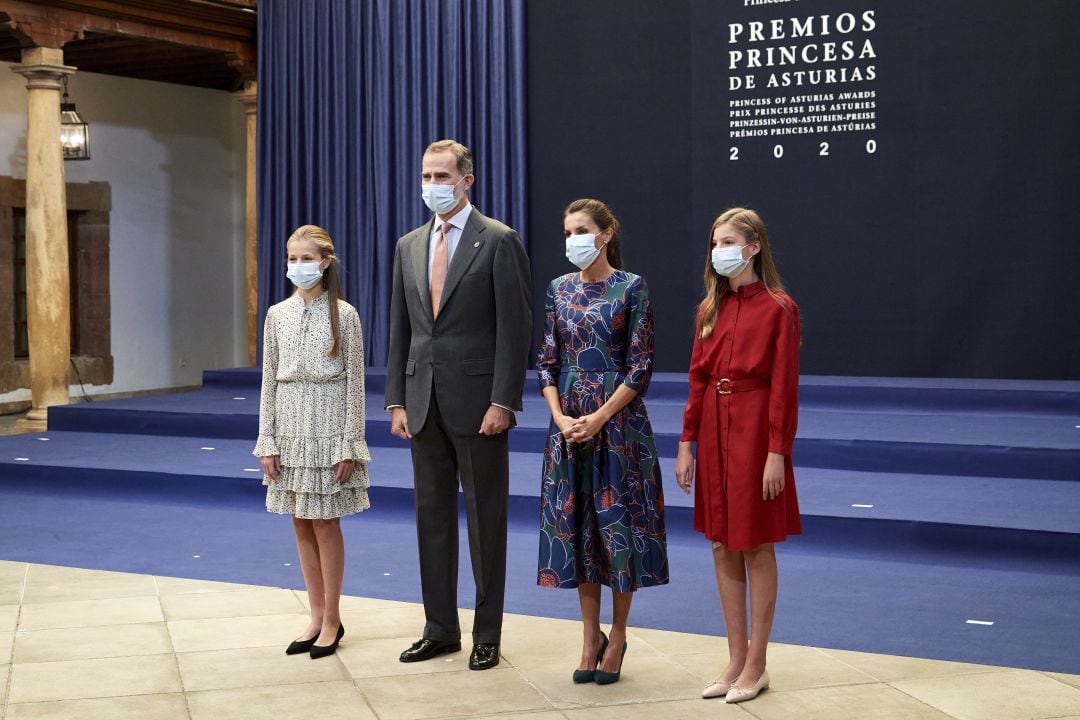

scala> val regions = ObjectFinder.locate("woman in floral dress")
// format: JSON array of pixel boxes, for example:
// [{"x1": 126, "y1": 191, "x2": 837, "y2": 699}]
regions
[{"x1": 537, "y1": 199, "x2": 668, "y2": 686}]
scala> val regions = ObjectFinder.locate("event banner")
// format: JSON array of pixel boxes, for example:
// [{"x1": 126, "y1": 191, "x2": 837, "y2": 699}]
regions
[
  {"x1": 528, "y1": 0, "x2": 1080, "y2": 378},
  {"x1": 726, "y1": 7, "x2": 878, "y2": 159},
  {"x1": 689, "y1": 0, "x2": 1080, "y2": 378}
]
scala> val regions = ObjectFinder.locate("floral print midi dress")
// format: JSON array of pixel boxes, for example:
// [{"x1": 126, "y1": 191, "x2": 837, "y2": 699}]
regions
[{"x1": 536, "y1": 270, "x2": 669, "y2": 591}]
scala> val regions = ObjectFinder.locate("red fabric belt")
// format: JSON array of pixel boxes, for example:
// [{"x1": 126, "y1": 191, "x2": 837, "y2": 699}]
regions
[{"x1": 710, "y1": 376, "x2": 770, "y2": 395}]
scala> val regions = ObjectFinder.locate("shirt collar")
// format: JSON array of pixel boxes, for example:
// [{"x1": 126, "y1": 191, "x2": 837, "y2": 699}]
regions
[
  {"x1": 735, "y1": 280, "x2": 764, "y2": 298},
  {"x1": 436, "y1": 202, "x2": 473, "y2": 232},
  {"x1": 292, "y1": 290, "x2": 328, "y2": 306}
]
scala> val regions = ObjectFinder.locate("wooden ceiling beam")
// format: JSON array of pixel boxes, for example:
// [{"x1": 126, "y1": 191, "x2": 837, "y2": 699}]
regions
[
  {"x1": 0, "y1": 3, "x2": 82, "y2": 48},
  {"x1": 20, "y1": 0, "x2": 255, "y2": 42},
  {"x1": 63, "y1": 40, "x2": 218, "y2": 65},
  {"x1": 81, "y1": 55, "x2": 225, "y2": 74},
  {"x1": 0, "y1": 11, "x2": 35, "y2": 50},
  {"x1": 0, "y1": 0, "x2": 255, "y2": 83},
  {"x1": 84, "y1": 67, "x2": 235, "y2": 91}
]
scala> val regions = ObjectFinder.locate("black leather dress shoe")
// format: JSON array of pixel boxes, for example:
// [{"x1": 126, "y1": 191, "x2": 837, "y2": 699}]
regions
[
  {"x1": 469, "y1": 643, "x2": 500, "y2": 670},
  {"x1": 399, "y1": 638, "x2": 462, "y2": 663}
]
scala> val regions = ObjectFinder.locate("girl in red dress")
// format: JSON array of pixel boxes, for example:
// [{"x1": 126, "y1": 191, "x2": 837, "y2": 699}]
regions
[{"x1": 675, "y1": 207, "x2": 801, "y2": 704}]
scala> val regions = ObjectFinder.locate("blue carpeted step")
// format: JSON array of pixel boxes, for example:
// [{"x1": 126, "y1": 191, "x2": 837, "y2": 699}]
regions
[
  {"x1": 201, "y1": 367, "x2": 1080, "y2": 415},
  {"x1": 200, "y1": 366, "x2": 262, "y2": 388},
  {"x1": 798, "y1": 375, "x2": 1080, "y2": 415},
  {"x1": 202, "y1": 366, "x2": 392, "y2": 396},
  {"x1": 3, "y1": 480, "x2": 1079, "y2": 674},
  {"x1": 47, "y1": 386, "x2": 1080, "y2": 481},
  {"x1": 3, "y1": 431, "x2": 1078, "y2": 542},
  {"x1": 5, "y1": 429, "x2": 1080, "y2": 674},
  {"x1": 8, "y1": 372, "x2": 1080, "y2": 676}
]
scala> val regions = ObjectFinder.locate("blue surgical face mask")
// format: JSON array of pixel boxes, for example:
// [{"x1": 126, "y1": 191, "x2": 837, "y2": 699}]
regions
[
  {"x1": 287, "y1": 261, "x2": 323, "y2": 289},
  {"x1": 566, "y1": 233, "x2": 606, "y2": 270},
  {"x1": 711, "y1": 245, "x2": 750, "y2": 278},
  {"x1": 421, "y1": 176, "x2": 466, "y2": 214}
]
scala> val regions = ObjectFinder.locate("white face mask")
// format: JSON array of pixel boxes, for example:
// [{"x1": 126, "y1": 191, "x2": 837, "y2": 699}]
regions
[
  {"x1": 566, "y1": 233, "x2": 606, "y2": 270},
  {"x1": 711, "y1": 245, "x2": 750, "y2": 278},
  {"x1": 287, "y1": 261, "x2": 323, "y2": 289},
  {"x1": 421, "y1": 176, "x2": 466, "y2": 214}
]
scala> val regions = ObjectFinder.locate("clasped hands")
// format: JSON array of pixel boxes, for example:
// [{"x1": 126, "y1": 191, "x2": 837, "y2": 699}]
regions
[{"x1": 554, "y1": 411, "x2": 607, "y2": 445}]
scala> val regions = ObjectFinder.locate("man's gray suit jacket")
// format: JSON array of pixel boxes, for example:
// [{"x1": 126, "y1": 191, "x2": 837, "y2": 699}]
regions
[{"x1": 385, "y1": 208, "x2": 532, "y2": 436}]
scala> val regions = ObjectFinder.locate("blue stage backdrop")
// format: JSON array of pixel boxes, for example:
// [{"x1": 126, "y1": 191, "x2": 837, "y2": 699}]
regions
[
  {"x1": 526, "y1": 0, "x2": 1080, "y2": 380},
  {"x1": 256, "y1": 0, "x2": 527, "y2": 364}
]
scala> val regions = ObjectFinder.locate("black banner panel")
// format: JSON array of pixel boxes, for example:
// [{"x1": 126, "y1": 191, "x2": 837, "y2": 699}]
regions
[{"x1": 528, "y1": 1, "x2": 1080, "y2": 379}]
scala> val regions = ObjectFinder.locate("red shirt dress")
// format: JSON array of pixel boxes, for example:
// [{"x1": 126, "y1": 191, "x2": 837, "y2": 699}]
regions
[{"x1": 681, "y1": 281, "x2": 802, "y2": 550}]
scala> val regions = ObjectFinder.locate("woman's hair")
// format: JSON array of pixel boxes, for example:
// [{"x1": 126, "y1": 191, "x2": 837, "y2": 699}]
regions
[
  {"x1": 564, "y1": 198, "x2": 624, "y2": 270},
  {"x1": 698, "y1": 207, "x2": 788, "y2": 339},
  {"x1": 287, "y1": 224, "x2": 345, "y2": 357}
]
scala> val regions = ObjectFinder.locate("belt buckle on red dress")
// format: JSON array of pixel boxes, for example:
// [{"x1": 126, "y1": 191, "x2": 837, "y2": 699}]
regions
[{"x1": 716, "y1": 378, "x2": 732, "y2": 395}]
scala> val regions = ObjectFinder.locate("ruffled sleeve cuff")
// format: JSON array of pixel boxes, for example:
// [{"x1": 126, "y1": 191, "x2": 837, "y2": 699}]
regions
[
  {"x1": 253, "y1": 435, "x2": 279, "y2": 457},
  {"x1": 334, "y1": 437, "x2": 373, "y2": 465}
]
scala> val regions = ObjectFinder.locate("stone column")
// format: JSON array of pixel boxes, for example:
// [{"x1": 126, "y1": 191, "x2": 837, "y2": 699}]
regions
[
  {"x1": 235, "y1": 80, "x2": 258, "y2": 365},
  {"x1": 12, "y1": 47, "x2": 75, "y2": 432}
]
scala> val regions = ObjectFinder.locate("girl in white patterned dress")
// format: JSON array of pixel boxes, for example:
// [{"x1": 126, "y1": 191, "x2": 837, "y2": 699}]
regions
[{"x1": 254, "y1": 225, "x2": 370, "y2": 659}]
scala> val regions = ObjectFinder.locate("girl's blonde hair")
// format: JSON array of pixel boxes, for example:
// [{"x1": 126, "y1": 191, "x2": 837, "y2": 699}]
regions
[
  {"x1": 287, "y1": 225, "x2": 345, "y2": 356},
  {"x1": 698, "y1": 207, "x2": 789, "y2": 339}
]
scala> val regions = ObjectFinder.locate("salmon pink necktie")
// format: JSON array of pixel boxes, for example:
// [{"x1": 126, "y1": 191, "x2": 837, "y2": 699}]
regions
[{"x1": 431, "y1": 221, "x2": 451, "y2": 317}]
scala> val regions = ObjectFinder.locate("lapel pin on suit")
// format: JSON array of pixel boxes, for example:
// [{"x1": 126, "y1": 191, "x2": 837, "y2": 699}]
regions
[{"x1": 473, "y1": 241, "x2": 480, "y2": 247}]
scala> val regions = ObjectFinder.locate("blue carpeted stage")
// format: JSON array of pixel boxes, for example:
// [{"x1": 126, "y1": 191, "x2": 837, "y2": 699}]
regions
[{"x1": 2, "y1": 368, "x2": 1079, "y2": 673}]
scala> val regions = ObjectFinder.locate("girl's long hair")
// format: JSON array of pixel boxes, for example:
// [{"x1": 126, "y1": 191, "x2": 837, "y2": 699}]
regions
[
  {"x1": 698, "y1": 207, "x2": 788, "y2": 339},
  {"x1": 287, "y1": 225, "x2": 345, "y2": 356}
]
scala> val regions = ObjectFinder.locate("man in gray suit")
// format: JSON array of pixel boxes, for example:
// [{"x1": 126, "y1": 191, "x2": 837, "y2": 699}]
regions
[{"x1": 386, "y1": 139, "x2": 532, "y2": 671}]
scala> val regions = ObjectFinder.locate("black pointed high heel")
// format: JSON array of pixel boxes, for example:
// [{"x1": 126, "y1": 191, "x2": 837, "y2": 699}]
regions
[
  {"x1": 285, "y1": 632, "x2": 320, "y2": 656},
  {"x1": 309, "y1": 624, "x2": 345, "y2": 659},
  {"x1": 572, "y1": 631, "x2": 608, "y2": 684}
]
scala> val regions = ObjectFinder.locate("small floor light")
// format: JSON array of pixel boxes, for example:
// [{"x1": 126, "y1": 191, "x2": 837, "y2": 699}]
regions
[{"x1": 60, "y1": 75, "x2": 90, "y2": 161}]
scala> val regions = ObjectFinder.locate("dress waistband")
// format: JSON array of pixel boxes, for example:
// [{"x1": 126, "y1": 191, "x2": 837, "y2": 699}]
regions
[
  {"x1": 566, "y1": 366, "x2": 628, "y2": 373},
  {"x1": 277, "y1": 374, "x2": 346, "y2": 384},
  {"x1": 710, "y1": 376, "x2": 770, "y2": 395}
]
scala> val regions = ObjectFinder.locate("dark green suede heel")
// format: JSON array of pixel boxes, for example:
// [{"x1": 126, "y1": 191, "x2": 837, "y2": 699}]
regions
[
  {"x1": 572, "y1": 631, "x2": 609, "y2": 684},
  {"x1": 594, "y1": 640, "x2": 627, "y2": 685}
]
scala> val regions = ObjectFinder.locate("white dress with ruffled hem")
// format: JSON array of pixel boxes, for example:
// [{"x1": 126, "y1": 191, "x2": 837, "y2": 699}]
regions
[{"x1": 254, "y1": 294, "x2": 371, "y2": 519}]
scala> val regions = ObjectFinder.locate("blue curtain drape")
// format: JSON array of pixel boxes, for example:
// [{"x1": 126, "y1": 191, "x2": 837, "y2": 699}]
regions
[{"x1": 256, "y1": 0, "x2": 527, "y2": 364}]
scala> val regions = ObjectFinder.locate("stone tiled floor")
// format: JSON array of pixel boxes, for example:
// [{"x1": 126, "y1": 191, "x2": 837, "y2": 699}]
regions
[{"x1": 1, "y1": 560, "x2": 1079, "y2": 720}]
